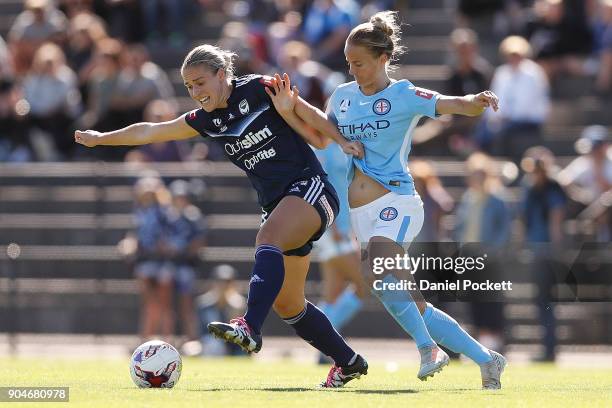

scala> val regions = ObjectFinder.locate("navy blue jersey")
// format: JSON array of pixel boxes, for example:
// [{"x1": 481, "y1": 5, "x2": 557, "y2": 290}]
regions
[{"x1": 184, "y1": 74, "x2": 325, "y2": 207}]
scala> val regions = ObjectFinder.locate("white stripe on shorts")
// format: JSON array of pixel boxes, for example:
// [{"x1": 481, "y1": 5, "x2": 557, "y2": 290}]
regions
[{"x1": 305, "y1": 177, "x2": 323, "y2": 204}]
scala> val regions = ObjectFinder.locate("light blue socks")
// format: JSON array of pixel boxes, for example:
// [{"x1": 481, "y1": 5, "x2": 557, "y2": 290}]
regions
[
  {"x1": 423, "y1": 303, "x2": 493, "y2": 364},
  {"x1": 372, "y1": 274, "x2": 436, "y2": 348},
  {"x1": 374, "y1": 274, "x2": 493, "y2": 364}
]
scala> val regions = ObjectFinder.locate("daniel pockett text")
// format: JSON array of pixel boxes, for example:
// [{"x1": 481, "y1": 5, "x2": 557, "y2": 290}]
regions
[{"x1": 370, "y1": 253, "x2": 513, "y2": 293}]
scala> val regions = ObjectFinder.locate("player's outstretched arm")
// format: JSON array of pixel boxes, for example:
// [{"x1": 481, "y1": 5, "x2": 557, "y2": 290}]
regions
[
  {"x1": 74, "y1": 116, "x2": 199, "y2": 147},
  {"x1": 436, "y1": 90, "x2": 499, "y2": 117}
]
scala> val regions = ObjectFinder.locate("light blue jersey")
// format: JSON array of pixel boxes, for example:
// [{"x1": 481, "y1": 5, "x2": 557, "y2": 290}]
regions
[
  {"x1": 327, "y1": 79, "x2": 440, "y2": 196},
  {"x1": 314, "y1": 143, "x2": 351, "y2": 235}
]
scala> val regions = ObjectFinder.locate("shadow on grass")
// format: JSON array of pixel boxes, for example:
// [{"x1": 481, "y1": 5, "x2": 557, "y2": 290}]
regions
[
  {"x1": 347, "y1": 389, "x2": 418, "y2": 395},
  {"x1": 185, "y1": 387, "x2": 419, "y2": 394},
  {"x1": 418, "y1": 388, "x2": 504, "y2": 395}
]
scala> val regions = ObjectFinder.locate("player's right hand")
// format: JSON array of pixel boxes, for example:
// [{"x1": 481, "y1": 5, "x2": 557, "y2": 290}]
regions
[
  {"x1": 74, "y1": 130, "x2": 101, "y2": 147},
  {"x1": 265, "y1": 73, "x2": 298, "y2": 115},
  {"x1": 341, "y1": 140, "x2": 364, "y2": 159}
]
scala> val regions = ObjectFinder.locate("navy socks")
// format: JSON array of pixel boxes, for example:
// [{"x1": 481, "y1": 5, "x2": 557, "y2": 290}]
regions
[
  {"x1": 284, "y1": 301, "x2": 356, "y2": 367},
  {"x1": 243, "y1": 245, "x2": 285, "y2": 334}
]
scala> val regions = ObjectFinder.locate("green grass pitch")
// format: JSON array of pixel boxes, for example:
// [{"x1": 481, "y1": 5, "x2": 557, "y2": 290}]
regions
[{"x1": 1, "y1": 357, "x2": 611, "y2": 407}]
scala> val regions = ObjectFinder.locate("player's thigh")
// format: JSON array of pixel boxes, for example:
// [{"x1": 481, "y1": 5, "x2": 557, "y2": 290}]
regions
[
  {"x1": 256, "y1": 196, "x2": 321, "y2": 251},
  {"x1": 273, "y1": 254, "x2": 310, "y2": 318}
]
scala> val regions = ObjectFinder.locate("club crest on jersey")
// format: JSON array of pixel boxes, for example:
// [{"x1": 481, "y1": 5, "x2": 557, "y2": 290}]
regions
[
  {"x1": 340, "y1": 99, "x2": 351, "y2": 113},
  {"x1": 373, "y1": 98, "x2": 391, "y2": 115},
  {"x1": 239, "y1": 99, "x2": 249, "y2": 115},
  {"x1": 380, "y1": 207, "x2": 398, "y2": 221},
  {"x1": 213, "y1": 118, "x2": 222, "y2": 127}
]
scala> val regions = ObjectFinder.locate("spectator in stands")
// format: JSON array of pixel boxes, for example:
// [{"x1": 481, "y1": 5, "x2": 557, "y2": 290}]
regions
[
  {"x1": 116, "y1": 175, "x2": 174, "y2": 340},
  {"x1": 0, "y1": 35, "x2": 13, "y2": 78},
  {"x1": 0, "y1": 78, "x2": 32, "y2": 162},
  {"x1": 456, "y1": 0, "x2": 507, "y2": 38},
  {"x1": 163, "y1": 179, "x2": 207, "y2": 342},
  {"x1": 22, "y1": 42, "x2": 81, "y2": 160},
  {"x1": 196, "y1": 264, "x2": 247, "y2": 356},
  {"x1": 79, "y1": 37, "x2": 123, "y2": 130},
  {"x1": 476, "y1": 35, "x2": 550, "y2": 161},
  {"x1": 65, "y1": 12, "x2": 108, "y2": 80},
  {"x1": 120, "y1": 175, "x2": 174, "y2": 341},
  {"x1": 520, "y1": 146, "x2": 567, "y2": 362},
  {"x1": 558, "y1": 125, "x2": 612, "y2": 241},
  {"x1": 141, "y1": 0, "x2": 187, "y2": 47},
  {"x1": 448, "y1": 28, "x2": 494, "y2": 104},
  {"x1": 266, "y1": 11, "x2": 303, "y2": 66},
  {"x1": 276, "y1": 41, "x2": 329, "y2": 109},
  {"x1": 524, "y1": 0, "x2": 594, "y2": 81},
  {"x1": 59, "y1": 0, "x2": 95, "y2": 18},
  {"x1": 218, "y1": 21, "x2": 273, "y2": 77},
  {"x1": 109, "y1": 44, "x2": 168, "y2": 125},
  {"x1": 454, "y1": 152, "x2": 511, "y2": 353},
  {"x1": 100, "y1": 0, "x2": 144, "y2": 43},
  {"x1": 302, "y1": 0, "x2": 358, "y2": 70},
  {"x1": 413, "y1": 28, "x2": 493, "y2": 156},
  {"x1": 125, "y1": 99, "x2": 188, "y2": 163},
  {"x1": 79, "y1": 38, "x2": 133, "y2": 160},
  {"x1": 411, "y1": 159, "x2": 454, "y2": 242},
  {"x1": 591, "y1": 0, "x2": 612, "y2": 94},
  {"x1": 8, "y1": 0, "x2": 68, "y2": 75}
]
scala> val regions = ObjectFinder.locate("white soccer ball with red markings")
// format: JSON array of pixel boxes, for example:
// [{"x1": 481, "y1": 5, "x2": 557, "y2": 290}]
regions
[{"x1": 129, "y1": 340, "x2": 182, "y2": 388}]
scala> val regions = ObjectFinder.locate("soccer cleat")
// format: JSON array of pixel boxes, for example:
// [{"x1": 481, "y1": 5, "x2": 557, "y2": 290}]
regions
[
  {"x1": 417, "y1": 345, "x2": 450, "y2": 381},
  {"x1": 480, "y1": 350, "x2": 507, "y2": 390},
  {"x1": 319, "y1": 354, "x2": 368, "y2": 388},
  {"x1": 207, "y1": 317, "x2": 262, "y2": 353}
]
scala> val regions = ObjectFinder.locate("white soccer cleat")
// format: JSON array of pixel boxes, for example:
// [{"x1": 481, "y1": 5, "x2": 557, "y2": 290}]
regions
[
  {"x1": 417, "y1": 345, "x2": 450, "y2": 381},
  {"x1": 480, "y1": 350, "x2": 507, "y2": 390}
]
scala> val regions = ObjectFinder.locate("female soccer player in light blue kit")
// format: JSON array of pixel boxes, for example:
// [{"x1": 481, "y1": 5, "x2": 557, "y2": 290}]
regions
[
  {"x1": 313, "y1": 142, "x2": 368, "y2": 358},
  {"x1": 265, "y1": 11, "x2": 506, "y2": 389}
]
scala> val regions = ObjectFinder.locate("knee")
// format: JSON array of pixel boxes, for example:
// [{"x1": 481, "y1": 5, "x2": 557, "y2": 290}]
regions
[
  {"x1": 273, "y1": 298, "x2": 305, "y2": 319},
  {"x1": 256, "y1": 228, "x2": 283, "y2": 249}
]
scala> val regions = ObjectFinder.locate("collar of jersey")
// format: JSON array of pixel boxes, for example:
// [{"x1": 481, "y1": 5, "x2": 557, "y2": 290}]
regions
[{"x1": 357, "y1": 78, "x2": 398, "y2": 98}]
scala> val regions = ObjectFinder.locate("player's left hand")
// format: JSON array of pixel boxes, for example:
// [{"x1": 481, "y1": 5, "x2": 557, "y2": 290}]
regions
[
  {"x1": 471, "y1": 90, "x2": 499, "y2": 113},
  {"x1": 341, "y1": 140, "x2": 365, "y2": 159},
  {"x1": 265, "y1": 73, "x2": 299, "y2": 115}
]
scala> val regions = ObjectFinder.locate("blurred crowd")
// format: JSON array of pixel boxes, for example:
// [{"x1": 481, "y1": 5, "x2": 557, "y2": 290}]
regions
[{"x1": 0, "y1": 0, "x2": 610, "y2": 162}]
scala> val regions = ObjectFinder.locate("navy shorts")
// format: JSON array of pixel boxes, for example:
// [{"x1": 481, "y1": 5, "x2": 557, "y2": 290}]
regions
[{"x1": 261, "y1": 175, "x2": 340, "y2": 256}]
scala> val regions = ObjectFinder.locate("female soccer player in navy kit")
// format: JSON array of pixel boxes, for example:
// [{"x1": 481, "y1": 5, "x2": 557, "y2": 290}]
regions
[
  {"x1": 266, "y1": 11, "x2": 507, "y2": 389},
  {"x1": 75, "y1": 44, "x2": 367, "y2": 388}
]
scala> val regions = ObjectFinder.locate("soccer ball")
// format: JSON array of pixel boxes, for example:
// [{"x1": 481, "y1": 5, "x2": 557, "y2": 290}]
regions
[{"x1": 129, "y1": 340, "x2": 182, "y2": 388}]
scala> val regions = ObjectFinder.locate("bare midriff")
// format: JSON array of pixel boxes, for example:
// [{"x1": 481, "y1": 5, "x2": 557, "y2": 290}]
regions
[{"x1": 348, "y1": 166, "x2": 390, "y2": 208}]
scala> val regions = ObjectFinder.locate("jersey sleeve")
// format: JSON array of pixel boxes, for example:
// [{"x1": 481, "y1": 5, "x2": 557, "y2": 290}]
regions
[
  {"x1": 183, "y1": 108, "x2": 208, "y2": 137},
  {"x1": 405, "y1": 83, "x2": 441, "y2": 119},
  {"x1": 325, "y1": 88, "x2": 339, "y2": 125},
  {"x1": 255, "y1": 75, "x2": 276, "y2": 103}
]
